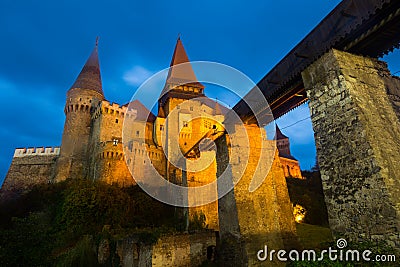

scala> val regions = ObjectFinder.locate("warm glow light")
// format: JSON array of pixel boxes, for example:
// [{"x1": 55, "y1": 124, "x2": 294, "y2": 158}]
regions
[{"x1": 293, "y1": 204, "x2": 306, "y2": 223}]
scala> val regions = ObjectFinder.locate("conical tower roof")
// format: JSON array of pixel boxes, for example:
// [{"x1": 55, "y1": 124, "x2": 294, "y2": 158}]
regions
[
  {"x1": 165, "y1": 37, "x2": 204, "y2": 88},
  {"x1": 70, "y1": 41, "x2": 104, "y2": 96},
  {"x1": 275, "y1": 124, "x2": 288, "y2": 140}
]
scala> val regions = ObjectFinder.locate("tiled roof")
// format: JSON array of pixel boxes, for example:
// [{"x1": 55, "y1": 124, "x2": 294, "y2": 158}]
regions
[
  {"x1": 123, "y1": 100, "x2": 156, "y2": 122},
  {"x1": 70, "y1": 44, "x2": 104, "y2": 96}
]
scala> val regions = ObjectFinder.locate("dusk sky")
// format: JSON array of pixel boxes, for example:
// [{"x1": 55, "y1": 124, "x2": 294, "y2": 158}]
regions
[{"x1": 1, "y1": 0, "x2": 399, "y2": 185}]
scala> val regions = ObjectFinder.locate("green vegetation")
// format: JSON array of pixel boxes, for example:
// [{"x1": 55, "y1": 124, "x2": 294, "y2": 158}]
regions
[
  {"x1": 296, "y1": 223, "x2": 333, "y2": 250},
  {"x1": 286, "y1": 170, "x2": 329, "y2": 226},
  {"x1": 292, "y1": 224, "x2": 397, "y2": 266},
  {"x1": 0, "y1": 179, "x2": 182, "y2": 266}
]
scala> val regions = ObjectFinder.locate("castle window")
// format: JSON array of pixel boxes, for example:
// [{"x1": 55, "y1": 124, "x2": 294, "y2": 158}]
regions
[
  {"x1": 160, "y1": 125, "x2": 164, "y2": 131},
  {"x1": 116, "y1": 119, "x2": 119, "y2": 124},
  {"x1": 136, "y1": 131, "x2": 140, "y2": 137},
  {"x1": 113, "y1": 139, "x2": 118, "y2": 146},
  {"x1": 190, "y1": 107, "x2": 193, "y2": 111},
  {"x1": 183, "y1": 121, "x2": 188, "y2": 127}
]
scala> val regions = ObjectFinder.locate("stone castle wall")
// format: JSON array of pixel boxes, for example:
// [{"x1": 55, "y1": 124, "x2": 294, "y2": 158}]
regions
[
  {"x1": 111, "y1": 231, "x2": 216, "y2": 267},
  {"x1": 55, "y1": 88, "x2": 103, "y2": 181},
  {"x1": 1, "y1": 147, "x2": 60, "y2": 199},
  {"x1": 279, "y1": 157, "x2": 303, "y2": 179},
  {"x1": 89, "y1": 101, "x2": 137, "y2": 185},
  {"x1": 215, "y1": 126, "x2": 298, "y2": 265},
  {"x1": 302, "y1": 49, "x2": 400, "y2": 248}
]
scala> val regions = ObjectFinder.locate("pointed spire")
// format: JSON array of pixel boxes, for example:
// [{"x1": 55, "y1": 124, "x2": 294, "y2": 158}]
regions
[
  {"x1": 158, "y1": 104, "x2": 166, "y2": 118},
  {"x1": 275, "y1": 124, "x2": 288, "y2": 140},
  {"x1": 166, "y1": 37, "x2": 204, "y2": 88},
  {"x1": 70, "y1": 38, "x2": 104, "y2": 96}
]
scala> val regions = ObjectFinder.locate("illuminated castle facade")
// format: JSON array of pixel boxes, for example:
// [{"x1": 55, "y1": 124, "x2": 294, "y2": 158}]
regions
[{"x1": 2, "y1": 38, "x2": 302, "y2": 229}]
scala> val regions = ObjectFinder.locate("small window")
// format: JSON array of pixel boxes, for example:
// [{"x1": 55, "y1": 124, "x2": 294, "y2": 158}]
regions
[
  {"x1": 116, "y1": 119, "x2": 119, "y2": 124},
  {"x1": 113, "y1": 139, "x2": 118, "y2": 146},
  {"x1": 190, "y1": 106, "x2": 193, "y2": 111},
  {"x1": 136, "y1": 130, "x2": 140, "y2": 137},
  {"x1": 183, "y1": 121, "x2": 188, "y2": 127},
  {"x1": 160, "y1": 125, "x2": 164, "y2": 131}
]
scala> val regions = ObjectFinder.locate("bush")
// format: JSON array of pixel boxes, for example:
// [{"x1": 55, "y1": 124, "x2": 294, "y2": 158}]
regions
[{"x1": 0, "y1": 178, "x2": 183, "y2": 266}]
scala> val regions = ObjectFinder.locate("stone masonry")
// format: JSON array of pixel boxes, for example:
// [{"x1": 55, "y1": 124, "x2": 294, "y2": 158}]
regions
[
  {"x1": 302, "y1": 49, "x2": 400, "y2": 249},
  {"x1": 215, "y1": 125, "x2": 298, "y2": 266},
  {"x1": 1, "y1": 147, "x2": 59, "y2": 200}
]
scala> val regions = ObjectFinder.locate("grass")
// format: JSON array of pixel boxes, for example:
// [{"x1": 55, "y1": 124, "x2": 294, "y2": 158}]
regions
[{"x1": 296, "y1": 223, "x2": 333, "y2": 250}]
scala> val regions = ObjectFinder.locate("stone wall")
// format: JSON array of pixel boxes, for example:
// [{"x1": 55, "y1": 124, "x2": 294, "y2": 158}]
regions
[
  {"x1": 1, "y1": 148, "x2": 59, "y2": 199},
  {"x1": 381, "y1": 72, "x2": 400, "y2": 121},
  {"x1": 55, "y1": 88, "x2": 103, "y2": 182},
  {"x1": 279, "y1": 157, "x2": 303, "y2": 179},
  {"x1": 112, "y1": 231, "x2": 216, "y2": 267},
  {"x1": 302, "y1": 49, "x2": 400, "y2": 248},
  {"x1": 215, "y1": 125, "x2": 298, "y2": 266}
]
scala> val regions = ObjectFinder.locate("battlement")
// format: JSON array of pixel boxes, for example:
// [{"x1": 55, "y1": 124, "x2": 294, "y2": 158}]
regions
[
  {"x1": 92, "y1": 100, "x2": 137, "y2": 120},
  {"x1": 13, "y1": 147, "x2": 60, "y2": 158}
]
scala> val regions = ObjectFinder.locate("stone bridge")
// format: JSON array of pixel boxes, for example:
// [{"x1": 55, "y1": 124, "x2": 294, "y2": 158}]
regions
[{"x1": 215, "y1": 0, "x2": 400, "y2": 265}]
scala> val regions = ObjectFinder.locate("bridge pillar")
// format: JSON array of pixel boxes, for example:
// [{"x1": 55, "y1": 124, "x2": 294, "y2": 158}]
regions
[
  {"x1": 215, "y1": 125, "x2": 298, "y2": 266},
  {"x1": 302, "y1": 49, "x2": 400, "y2": 248}
]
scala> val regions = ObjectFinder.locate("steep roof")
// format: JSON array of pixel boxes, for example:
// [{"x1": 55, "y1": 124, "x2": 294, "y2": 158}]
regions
[
  {"x1": 199, "y1": 97, "x2": 230, "y2": 115},
  {"x1": 70, "y1": 42, "x2": 104, "y2": 96},
  {"x1": 275, "y1": 125, "x2": 288, "y2": 140},
  {"x1": 123, "y1": 100, "x2": 156, "y2": 122},
  {"x1": 165, "y1": 37, "x2": 204, "y2": 88}
]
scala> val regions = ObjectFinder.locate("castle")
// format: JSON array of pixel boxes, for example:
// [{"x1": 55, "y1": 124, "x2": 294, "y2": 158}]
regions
[{"x1": 1, "y1": 38, "x2": 302, "y2": 230}]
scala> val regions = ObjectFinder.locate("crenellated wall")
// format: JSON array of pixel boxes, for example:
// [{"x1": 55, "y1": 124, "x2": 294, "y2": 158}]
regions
[
  {"x1": 13, "y1": 147, "x2": 60, "y2": 157},
  {"x1": 89, "y1": 100, "x2": 162, "y2": 186},
  {"x1": 1, "y1": 147, "x2": 60, "y2": 200}
]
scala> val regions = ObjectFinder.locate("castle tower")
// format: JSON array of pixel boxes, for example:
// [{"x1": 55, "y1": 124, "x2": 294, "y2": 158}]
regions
[
  {"x1": 155, "y1": 38, "x2": 221, "y2": 230},
  {"x1": 158, "y1": 37, "x2": 205, "y2": 117},
  {"x1": 275, "y1": 125, "x2": 303, "y2": 178},
  {"x1": 54, "y1": 41, "x2": 105, "y2": 181},
  {"x1": 275, "y1": 125, "x2": 290, "y2": 155},
  {"x1": 157, "y1": 37, "x2": 206, "y2": 182}
]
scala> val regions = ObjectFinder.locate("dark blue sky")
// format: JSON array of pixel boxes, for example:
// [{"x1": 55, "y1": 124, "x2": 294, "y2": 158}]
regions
[{"x1": 1, "y1": 0, "x2": 399, "y2": 185}]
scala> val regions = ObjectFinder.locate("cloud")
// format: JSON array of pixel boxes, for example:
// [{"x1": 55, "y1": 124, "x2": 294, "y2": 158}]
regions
[{"x1": 123, "y1": 66, "x2": 153, "y2": 86}]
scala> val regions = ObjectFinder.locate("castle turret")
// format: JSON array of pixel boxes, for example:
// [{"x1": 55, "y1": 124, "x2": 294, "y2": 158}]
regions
[
  {"x1": 275, "y1": 125, "x2": 303, "y2": 179},
  {"x1": 54, "y1": 41, "x2": 105, "y2": 181},
  {"x1": 158, "y1": 37, "x2": 205, "y2": 117}
]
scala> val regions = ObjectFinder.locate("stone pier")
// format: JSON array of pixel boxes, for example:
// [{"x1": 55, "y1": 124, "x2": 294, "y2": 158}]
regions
[
  {"x1": 302, "y1": 49, "x2": 400, "y2": 248},
  {"x1": 215, "y1": 125, "x2": 298, "y2": 266}
]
